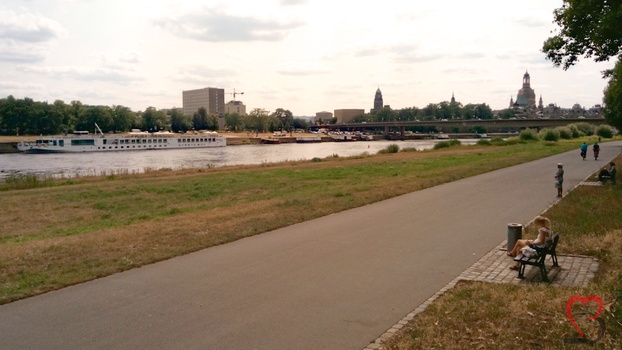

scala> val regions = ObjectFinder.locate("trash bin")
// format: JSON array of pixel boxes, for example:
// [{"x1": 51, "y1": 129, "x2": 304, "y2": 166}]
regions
[{"x1": 507, "y1": 223, "x2": 523, "y2": 252}]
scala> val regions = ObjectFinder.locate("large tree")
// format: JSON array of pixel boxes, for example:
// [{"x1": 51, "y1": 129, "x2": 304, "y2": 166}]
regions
[
  {"x1": 603, "y1": 60, "x2": 622, "y2": 130},
  {"x1": 543, "y1": 0, "x2": 622, "y2": 129},
  {"x1": 542, "y1": 0, "x2": 622, "y2": 70}
]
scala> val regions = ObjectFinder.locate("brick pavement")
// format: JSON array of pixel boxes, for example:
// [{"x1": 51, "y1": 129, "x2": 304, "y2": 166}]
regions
[{"x1": 364, "y1": 239, "x2": 600, "y2": 350}]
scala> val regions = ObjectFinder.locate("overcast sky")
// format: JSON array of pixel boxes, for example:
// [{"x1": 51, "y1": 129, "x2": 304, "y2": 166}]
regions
[{"x1": 0, "y1": 0, "x2": 615, "y2": 116}]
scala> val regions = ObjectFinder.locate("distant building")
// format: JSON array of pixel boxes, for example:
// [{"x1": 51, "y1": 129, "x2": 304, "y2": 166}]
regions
[
  {"x1": 334, "y1": 109, "x2": 365, "y2": 123},
  {"x1": 512, "y1": 71, "x2": 536, "y2": 110},
  {"x1": 182, "y1": 87, "x2": 225, "y2": 116},
  {"x1": 225, "y1": 100, "x2": 247, "y2": 116},
  {"x1": 372, "y1": 87, "x2": 383, "y2": 113},
  {"x1": 315, "y1": 111, "x2": 333, "y2": 124}
]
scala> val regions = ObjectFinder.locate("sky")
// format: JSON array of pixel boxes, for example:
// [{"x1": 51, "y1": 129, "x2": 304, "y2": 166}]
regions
[{"x1": 0, "y1": 0, "x2": 616, "y2": 117}]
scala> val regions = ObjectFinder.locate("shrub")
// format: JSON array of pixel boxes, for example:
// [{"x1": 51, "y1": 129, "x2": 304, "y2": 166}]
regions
[
  {"x1": 555, "y1": 126, "x2": 573, "y2": 139},
  {"x1": 574, "y1": 122, "x2": 595, "y2": 136},
  {"x1": 539, "y1": 128, "x2": 560, "y2": 141},
  {"x1": 378, "y1": 144, "x2": 400, "y2": 154},
  {"x1": 519, "y1": 128, "x2": 539, "y2": 141},
  {"x1": 567, "y1": 124, "x2": 581, "y2": 138},
  {"x1": 476, "y1": 139, "x2": 492, "y2": 146},
  {"x1": 433, "y1": 139, "x2": 461, "y2": 149},
  {"x1": 596, "y1": 125, "x2": 614, "y2": 138}
]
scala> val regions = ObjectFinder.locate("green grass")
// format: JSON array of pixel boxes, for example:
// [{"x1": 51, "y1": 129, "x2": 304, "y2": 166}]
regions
[{"x1": 0, "y1": 138, "x2": 613, "y2": 304}]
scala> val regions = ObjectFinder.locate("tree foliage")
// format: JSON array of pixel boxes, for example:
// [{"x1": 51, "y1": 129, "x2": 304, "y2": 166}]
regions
[
  {"x1": 542, "y1": 0, "x2": 622, "y2": 70},
  {"x1": 603, "y1": 60, "x2": 622, "y2": 130},
  {"x1": 0, "y1": 96, "x2": 138, "y2": 135},
  {"x1": 170, "y1": 108, "x2": 191, "y2": 133}
]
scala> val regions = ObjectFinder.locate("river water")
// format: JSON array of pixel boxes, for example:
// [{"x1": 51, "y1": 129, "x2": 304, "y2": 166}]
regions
[{"x1": 0, "y1": 139, "x2": 476, "y2": 179}]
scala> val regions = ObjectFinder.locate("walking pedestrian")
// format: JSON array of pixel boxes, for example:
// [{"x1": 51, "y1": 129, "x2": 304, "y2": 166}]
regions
[{"x1": 555, "y1": 163, "x2": 564, "y2": 197}]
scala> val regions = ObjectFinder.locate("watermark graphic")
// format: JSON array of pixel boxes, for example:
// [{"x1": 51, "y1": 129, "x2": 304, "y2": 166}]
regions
[{"x1": 564, "y1": 295, "x2": 606, "y2": 344}]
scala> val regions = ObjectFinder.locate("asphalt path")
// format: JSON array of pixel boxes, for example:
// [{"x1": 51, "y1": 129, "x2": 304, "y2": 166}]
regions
[{"x1": 1, "y1": 141, "x2": 620, "y2": 350}]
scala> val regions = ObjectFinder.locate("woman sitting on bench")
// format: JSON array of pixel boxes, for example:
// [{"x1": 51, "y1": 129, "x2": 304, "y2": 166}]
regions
[
  {"x1": 598, "y1": 162, "x2": 617, "y2": 184},
  {"x1": 507, "y1": 216, "x2": 552, "y2": 270}
]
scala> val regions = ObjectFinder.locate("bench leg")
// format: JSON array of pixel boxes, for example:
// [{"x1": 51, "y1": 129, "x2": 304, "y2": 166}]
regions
[
  {"x1": 539, "y1": 265, "x2": 549, "y2": 282},
  {"x1": 517, "y1": 263, "x2": 526, "y2": 279},
  {"x1": 551, "y1": 253, "x2": 559, "y2": 267}
]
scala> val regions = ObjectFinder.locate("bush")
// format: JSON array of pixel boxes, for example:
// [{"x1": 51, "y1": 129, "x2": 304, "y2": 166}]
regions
[
  {"x1": 567, "y1": 124, "x2": 581, "y2": 138},
  {"x1": 555, "y1": 126, "x2": 573, "y2": 139},
  {"x1": 596, "y1": 125, "x2": 614, "y2": 138},
  {"x1": 539, "y1": 128, "x2": 560, "y2": 141},
  {"x1": 519, "y1": 128, "x2": 539, "y2": 141},
  {"x1": 476, "y1": 139, "x2": 492, "y2": 146},
  {"x1": 378, "y1": 144, "x2": 400, "y2": 154},
  {"x1": 433, "y1": 139, "x2": 461, "y2": 149},
  {"x1": 574, "y1": 122, "x2": 595, "y2": 136}
]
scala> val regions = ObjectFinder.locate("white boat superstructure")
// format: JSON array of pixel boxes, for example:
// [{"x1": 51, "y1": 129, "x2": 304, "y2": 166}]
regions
[{"x1": 17, "y1": 129, "x2": 226, "y2": 153}]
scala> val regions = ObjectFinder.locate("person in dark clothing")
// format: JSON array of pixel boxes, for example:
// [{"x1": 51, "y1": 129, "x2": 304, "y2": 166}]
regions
[
  {"x1": 593, "y1": 143, "x2": 600, "y2": 160},
  {"x1": 599, "y1": 162, "x2": 617, "y2": 184}
]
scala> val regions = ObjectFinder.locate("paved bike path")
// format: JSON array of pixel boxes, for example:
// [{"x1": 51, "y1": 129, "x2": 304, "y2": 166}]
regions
[{"x1": 1, "y1": 141, "x2": 620, "y2": 350}]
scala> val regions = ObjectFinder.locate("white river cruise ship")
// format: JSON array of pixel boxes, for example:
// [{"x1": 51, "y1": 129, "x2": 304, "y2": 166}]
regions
[{"x1": 18, "y1": 127, "x2": 226, "y2": 153}]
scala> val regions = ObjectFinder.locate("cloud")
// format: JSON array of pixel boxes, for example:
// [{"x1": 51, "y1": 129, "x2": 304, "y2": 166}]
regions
[
  {"x1": 172, "y1": 65, "x2": 236, "y2": 86},
  {"x1": 0, "y1": 41, "x2": 46, "y2": 63},
  {"x1": 512, "y1": 17, "x2": 549, "y2": 28},
  {"x1": 154, "y1": 8, "x2": 302, "y2": 42},
  {"x1": 18, "y1": 65, "x2": 140, "y2": 84},
  {"x1": 276, "y1": 61, "x2": 331, "y2": 76},
  {"x1": 280, "y1": 0, "x2": 308, "y2": 5},
  {"x1": 0, "y1": 9, "x2": 65, "y2": 43}
]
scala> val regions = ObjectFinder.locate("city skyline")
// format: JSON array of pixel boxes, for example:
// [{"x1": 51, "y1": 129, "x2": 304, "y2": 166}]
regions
[{"x1": 0, "y1": 0, "x2": 615, "y2": 116}]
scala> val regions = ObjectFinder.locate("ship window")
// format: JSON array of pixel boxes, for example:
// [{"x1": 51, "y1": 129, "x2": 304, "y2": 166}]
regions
[
  {"x1": 103, "y1": 139, "x2": 107, "y2": 145},
  {"x1": 53, "y1": 140, "x2": 57, "y2": 146},
  {"x1": 163, "y1": 139, "x2": 167, "y2": 143},
  {"x1": 71, "y1": 139, "x2": 95, "y2": 146},
  {"x1": 59, "y1": 140, "x2": 64, "y2": 147}
]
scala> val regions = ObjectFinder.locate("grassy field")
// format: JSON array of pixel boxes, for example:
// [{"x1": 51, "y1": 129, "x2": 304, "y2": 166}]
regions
[
  {"x1": 0, "y1": 136, "x2": 620, "y2": 350},
  {"x1": 384, "y1": 153, "x2": 622, "y2": 349}
]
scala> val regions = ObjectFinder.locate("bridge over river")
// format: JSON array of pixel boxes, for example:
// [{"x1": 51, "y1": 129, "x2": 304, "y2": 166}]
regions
[{"x1": 311, "y1": 117, "x2": 607, "y2": 136}]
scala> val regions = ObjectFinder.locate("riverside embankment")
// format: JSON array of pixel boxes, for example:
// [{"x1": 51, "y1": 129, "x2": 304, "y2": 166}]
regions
[{"x1": 1, "y1": 139, "x2": 619, "y2": 350}]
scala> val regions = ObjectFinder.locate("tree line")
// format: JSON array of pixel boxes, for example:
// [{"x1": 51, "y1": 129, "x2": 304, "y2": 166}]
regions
[
  {"x1": 0, "y1": 96, "x2": 310, "y2": 136},
  {"x1": 350, "y1": 102, "x2": 495, "y2": 123}
]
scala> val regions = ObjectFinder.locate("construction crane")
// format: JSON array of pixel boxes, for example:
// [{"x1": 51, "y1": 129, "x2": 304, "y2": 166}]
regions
[{"x1": 226, "y1": 88, "x2": 245, "y2": 102}]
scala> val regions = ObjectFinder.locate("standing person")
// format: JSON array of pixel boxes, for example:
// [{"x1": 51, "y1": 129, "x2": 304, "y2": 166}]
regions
[
  {"x1": 593, "y1": 142, "x2": 600, "y2": 160},
  {"x1": 555, "y1": 163, "x2": 564, "y2": 197},
  {"x1": 580, "y1": 142, "x2": 588, "y2": 160}
]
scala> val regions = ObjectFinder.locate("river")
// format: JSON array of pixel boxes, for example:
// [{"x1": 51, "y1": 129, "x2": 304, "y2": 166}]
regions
[{"x1": 0, "y1": 139, "x2": 476, "y2": 179}]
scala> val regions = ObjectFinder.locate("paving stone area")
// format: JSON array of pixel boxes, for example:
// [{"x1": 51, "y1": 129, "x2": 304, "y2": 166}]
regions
[
  {"x1": 580, "y1": 181, "x2": 604, "y2": 186},
  {"x1": 363, "y1": 240, "x2": 600, "y2": 350}
]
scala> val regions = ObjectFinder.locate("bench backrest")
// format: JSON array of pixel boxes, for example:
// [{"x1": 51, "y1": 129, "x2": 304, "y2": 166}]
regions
[{"x1": 544, "y1": 233, "x2": 559, "y2": 251}]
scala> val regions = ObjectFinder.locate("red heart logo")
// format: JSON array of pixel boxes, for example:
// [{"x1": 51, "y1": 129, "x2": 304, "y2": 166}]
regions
[{"x1": 565, "y1": 295, "x2": 604, "y2": 338}]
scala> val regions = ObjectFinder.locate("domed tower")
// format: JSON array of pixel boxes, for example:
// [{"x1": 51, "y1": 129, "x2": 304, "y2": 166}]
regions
[
  {"x1": 372, "y1": 87, "x2": 383, "y2": 113},
  {"x1": 538, "y1": 95, "x2": 544, "y2": 112},
  {"x1": 516, "y1": 70, "x2": 536, "y2": 110}
]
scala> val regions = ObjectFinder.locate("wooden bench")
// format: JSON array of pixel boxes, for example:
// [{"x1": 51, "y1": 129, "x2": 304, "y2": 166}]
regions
[{"x1": 513, "y1": 233, "x2": 560, "y2": 282}]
